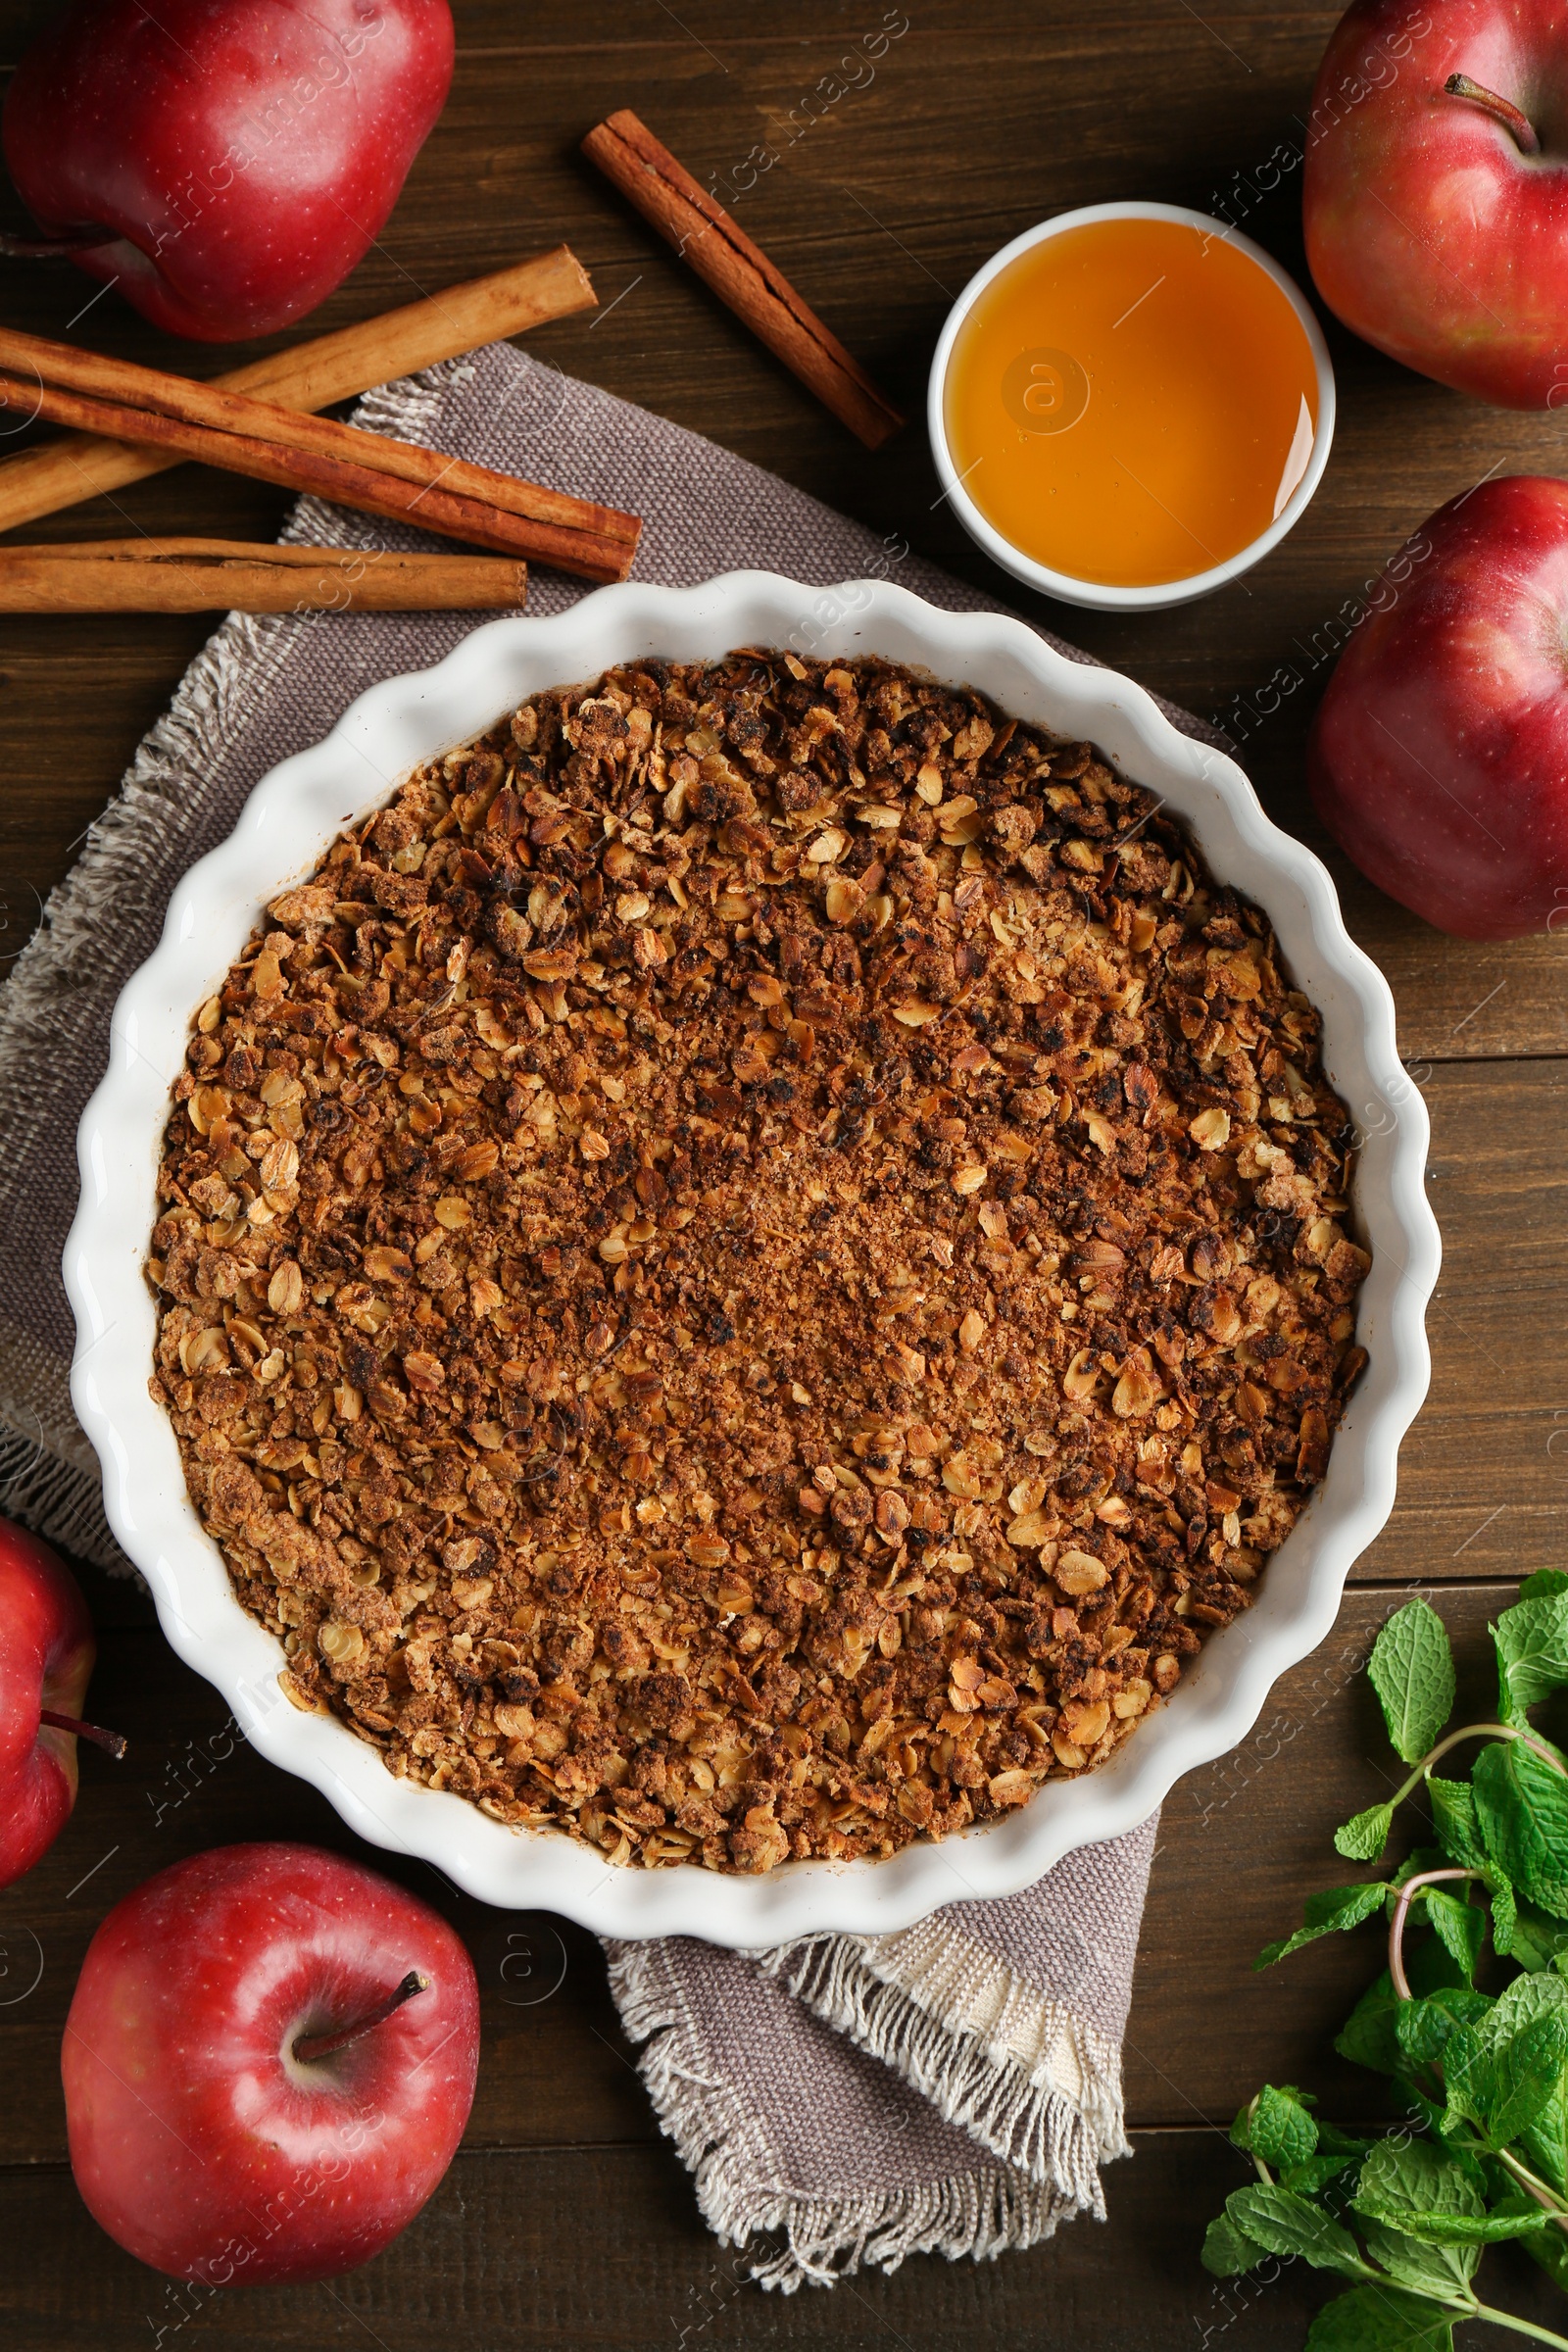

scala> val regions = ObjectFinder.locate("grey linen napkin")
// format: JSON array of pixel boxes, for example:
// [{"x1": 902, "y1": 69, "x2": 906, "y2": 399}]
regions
[
  {"x1": 0, "y1": 342, "x2": 1197, "y2": 2287},
  {"x1": 604, "y1": 1825, "x2": 1155, "y2": 2287}
]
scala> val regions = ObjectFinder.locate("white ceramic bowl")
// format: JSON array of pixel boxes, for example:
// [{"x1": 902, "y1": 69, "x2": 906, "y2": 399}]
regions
[
  {"x1": 65, "y1": 572, "x2": 1438, "y2": 1944},
  {"x1": 928, "y1": 201, "x2": 1337, "y2": 612}
]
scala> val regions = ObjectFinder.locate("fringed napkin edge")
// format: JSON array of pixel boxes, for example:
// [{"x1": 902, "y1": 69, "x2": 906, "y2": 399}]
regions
[{"x1": 606, "y1": 1934, "x2": 1121, "y2": 2291}]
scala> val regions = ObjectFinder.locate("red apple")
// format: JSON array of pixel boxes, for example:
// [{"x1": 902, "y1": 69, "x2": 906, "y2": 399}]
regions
[
  {"x1": 63, "y1": 1842, "x2": 479, "y2": 2281},
  {"x1": 1303, "y1": 0, "x2": 1568, "y2": 409},
  {"x1": 0, "y1": 1518, "x2": 120, "y2": 1891},
  {"x1": 1308, "y1": 475, "x2": 1568, "y2": 939},
  {"x1": 1, "y1": 0, "x2": 454, "y2": 341}
]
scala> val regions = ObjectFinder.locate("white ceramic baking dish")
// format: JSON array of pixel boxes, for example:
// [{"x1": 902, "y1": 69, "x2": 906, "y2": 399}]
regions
[{"x1": 64, "y1": 572, "x2": 1440, "y2": 1944}]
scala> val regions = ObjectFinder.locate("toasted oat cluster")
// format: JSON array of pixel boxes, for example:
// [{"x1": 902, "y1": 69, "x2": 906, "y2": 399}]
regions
[{"x1": 150, "y1": 651, "x2": 1369, "y2": 1872}]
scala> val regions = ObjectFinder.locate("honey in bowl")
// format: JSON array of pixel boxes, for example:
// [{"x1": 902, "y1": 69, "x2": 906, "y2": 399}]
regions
[{"x1": 942, "y1": 215, "x2": 1320, "y2": 591}]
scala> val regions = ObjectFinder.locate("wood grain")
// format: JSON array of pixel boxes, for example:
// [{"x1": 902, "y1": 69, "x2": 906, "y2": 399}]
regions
[
  {"x1": 1347, "y1": 1058, "x2": 1568, "y2": 1583},
  {"x1": 0, "y1": 2140, "x2": 1348, "y2": 2352},
  {"x1": 1, "y1": 2139, "x2": 1563, "y2": 2348}
]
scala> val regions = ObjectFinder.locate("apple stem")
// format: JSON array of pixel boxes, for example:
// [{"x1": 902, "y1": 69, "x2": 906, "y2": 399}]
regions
[
  {"x1": 1444, "y1": 73, "x2": 1542, "y2": 156},
  {"x1": 39, "y1": 1708, "x2": 126, "y2": 1761},
  {"x1": 291, "y1": 1970, "x2": 430, "y2": 2065},
  {"x1": 0, "y1": 224, "x2": 117, "y2": 259}
]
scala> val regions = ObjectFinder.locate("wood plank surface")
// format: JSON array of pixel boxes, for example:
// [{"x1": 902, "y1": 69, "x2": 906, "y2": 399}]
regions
[
  {"x1": 1, "y1": 0, "x2": 1566, "y2": 2342},
  {"x1": 1352, "y1": 1060, "x2": 1568, "y2": 1582},
  {"x1": 0, "y1": 2141, "x2": 1367, "y2": 2352},
  {"x1": 3, "y1": 2132, "x2": 1561, "y2": 2352}
]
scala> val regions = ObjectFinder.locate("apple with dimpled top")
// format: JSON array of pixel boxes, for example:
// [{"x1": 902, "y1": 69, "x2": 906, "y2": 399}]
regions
[
  {"x1": 63, "y1": 1842, "x2": 479, "y2": 2281},
  {"x1": 1304, "y1": 0, "x2": 1568, "y2": 408}
]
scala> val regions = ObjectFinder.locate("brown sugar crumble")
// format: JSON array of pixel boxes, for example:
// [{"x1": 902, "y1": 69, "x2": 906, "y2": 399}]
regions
[{"x1": 149, "y1": 651, "x2": 1371, "y2": 1873}]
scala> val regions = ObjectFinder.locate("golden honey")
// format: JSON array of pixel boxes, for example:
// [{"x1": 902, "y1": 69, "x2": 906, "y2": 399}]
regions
[{"x1": 942, "y1": 216, "x2": 1319, "y2": 590}]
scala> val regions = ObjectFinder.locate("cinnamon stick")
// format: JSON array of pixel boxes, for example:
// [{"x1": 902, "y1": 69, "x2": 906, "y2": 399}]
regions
[
  {"x1": 582, "y1": 109, "x2": 903, "y2": 450},
  {"x1": 0, "y1": 332, "x2": 640, "y2": 582},
  {"x1": 0, "y1": 245, "x2": 597, "y2": 538},
  {"x1": 0, "y1": 540, "x2": 527, "y2": 613}
]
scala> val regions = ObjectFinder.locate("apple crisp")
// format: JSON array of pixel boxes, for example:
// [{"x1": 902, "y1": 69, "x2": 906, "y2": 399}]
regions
[{"x1": 149, "y1": 650, "x2": 1369, "y2": 1872}]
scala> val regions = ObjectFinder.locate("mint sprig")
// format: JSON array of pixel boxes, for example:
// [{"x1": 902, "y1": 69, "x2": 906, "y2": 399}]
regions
[{"x1": 1201, "y1": 1591, "x2": 1568, "y2": 2351}]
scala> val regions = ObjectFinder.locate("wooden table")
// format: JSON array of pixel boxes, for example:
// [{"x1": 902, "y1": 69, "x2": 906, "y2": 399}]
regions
[{"x1": 1, "y1": 2, "x2": 1563, "y2": 2342}]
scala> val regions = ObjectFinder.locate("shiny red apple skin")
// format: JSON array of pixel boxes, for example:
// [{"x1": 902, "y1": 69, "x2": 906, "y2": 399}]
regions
[
  {"x1": 1303, "y1": 0, "x2": 1568, "y2": 409},
  {"x1": 0, "y1": 1519, "x2": 96, "y2": 1891},
  {"x1": 63, "y1": 1842, "x2": 479, "y2": 2282},
  {"x1": 1308, "y1": 475, "x2": 1568, "y2": 940},
  {"x1": 1, "y1": 0, "x2": 454, "y2": 342}
]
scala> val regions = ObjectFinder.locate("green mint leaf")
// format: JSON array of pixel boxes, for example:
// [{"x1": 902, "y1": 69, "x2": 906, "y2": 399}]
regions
[
  {"x1": 1304, "y1": 2285, "x2": 1455, "y2": 2352},
  {"x1": 1337, "y1": 1972, "x2": 1404, "y2": 2076},
  {"x1": 1424, "y1": 1887, "x2": 1486, "y2": 1985},
  {"x1": 1485, "y1": 2011, "x2": 1568, "y2": 2148},
  {"x1": 1494, "y1": 1590, "x2": 1568, "y2": 1728},
  {"x1": 1359, "y1": 2217, "x2": 1476, "y2": 2298},
  {"x1": 1396, "y1": 1987, "x2": 1493, "y2": 2069},
  {"x1": 1473, "y1": 1737, "x2": 1568, "y2": 1919},
  {"x1": 1522, "y1": 1570, "x2": 1568, "y2": 1604},
  {"x1": 1247, "y1": 2082, "x2": 1320, "y2": 2172},
  {"x1": 1489, "y1": 1987, "x2": 1568, "y2": 2191},
  {"x1": 1523, "y1": 2216, "x2": 1568, "y2": 2295},
  {"x1": 1389, "y1": 2207, "x2": 1551, "y2": 2246},
  {"x1": 1354, "y1": 2137, "x2": 1483, "y2": 2224},
  {"x1": 1449, "y1": 2003, "x2": 1568, "y2": 2151},
  {"x1": 1284, "y1": 2151, "x2": 1360, "y2": 2196},
  {"x1": 1200, "y1": 2210, "x2": 1265, "y2": 2277},
  {"x1": 1351, "y1": 2139, "x2": 1545, "y2": 2247},
  {"x1": 1488, "y1": 1872, "x2": 1518, "y2": 1961},
  {"x1": 1523, "y1": 2101, "x2": 1568, "y2": 2201},
  {"x1": 1257, "y1": 1881, "x2": 1389, "y2": 1969},
  {"x1": 1504, "y1": 1994, "x2": 1568, "y2": 2191},
  {"x1": 1406, "y1": 1910, "x2": 1474, "y2": 1995},
  {"x1": 1369, "y1": 1598, "x2": 1456, "y2": 1764},
  {"x1": 1436, "y1": 2021, "x2": 1489, "y2": 2133},
  {"x1": 1230, "y1": 2085, "x2": 1317, "y2": 2155},
  {"x1": 1226, "y1": 2183, "x2": 1367, "y2": 2277},
  {"x1": 1431, "y1": 2118, "x2": 1491, "y2": 2193},
  {"x1": 1336, "y1": 1802, "x2": 1396, "y2": 1862},
  {"x1": 1476, "y1": 1969, "x2": 1568, "y2": 2043},
  {"x1": 1427, "y1": 1778, "x2": 1487, "y2": 1871},
  {"x1": 1507, "y1": 1896, "x2": 1568, "y2": 1973},
  {"x1": 1523, "y1": 2094, "x2": 1568, "y2": 2202}
]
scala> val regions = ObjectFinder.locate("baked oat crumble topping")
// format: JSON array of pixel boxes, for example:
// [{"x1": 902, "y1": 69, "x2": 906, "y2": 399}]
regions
[{"x1": 149, "y1": 651, "x2": 1370, "y2": 1872}]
